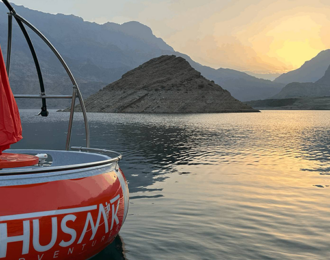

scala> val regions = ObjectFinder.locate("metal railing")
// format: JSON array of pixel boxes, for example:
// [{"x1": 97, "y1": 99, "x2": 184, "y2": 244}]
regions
[
  {"x1": 71, "y1": 147, "x2": 123, "y2": 161},
  {"x1": 0, "y1": 148, "x2": 122, "y2": 175},
  {"x1": 2, "y1": 0, "x2": 90, "y2": 150}
]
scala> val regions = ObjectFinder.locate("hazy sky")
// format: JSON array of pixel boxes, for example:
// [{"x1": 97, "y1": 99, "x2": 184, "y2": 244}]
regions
[{"x1": 6, "y1": 0, "x2": 330, "y2": 74}]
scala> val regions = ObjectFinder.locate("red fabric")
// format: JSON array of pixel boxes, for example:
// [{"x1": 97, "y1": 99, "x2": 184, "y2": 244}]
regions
[{"x1": 0, "y1": 47, "x2": 22, "y2": 154}]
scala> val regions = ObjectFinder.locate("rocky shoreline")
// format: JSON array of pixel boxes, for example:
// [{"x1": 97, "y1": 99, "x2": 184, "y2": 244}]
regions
[{"x1": 246, "y1": 96, "x2": 330, "y2": 110}]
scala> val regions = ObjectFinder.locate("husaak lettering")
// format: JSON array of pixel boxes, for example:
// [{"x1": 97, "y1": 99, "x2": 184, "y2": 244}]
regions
[{"x1": 0, "y1": 194, "x2": 121, "y2": 259}]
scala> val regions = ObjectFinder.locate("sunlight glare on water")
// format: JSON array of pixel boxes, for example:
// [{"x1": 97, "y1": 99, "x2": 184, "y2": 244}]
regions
[{"x1": 15, "y1": 110, "x2": 330, "y2": 260}]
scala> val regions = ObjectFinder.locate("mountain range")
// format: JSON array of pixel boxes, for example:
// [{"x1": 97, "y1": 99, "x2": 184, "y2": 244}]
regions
[
  {"x1": 0, "y1": 3, "x2": 284, "y2": 108},
  {"x1": 244, "y1": 49, "x2": 330, "y2": 109},
  {"x1": 273, "y1": 64, "x2": 330, "y2": 99},
  {"x1": 274, "y1": 50, "x2": 330, "y2": 85}
]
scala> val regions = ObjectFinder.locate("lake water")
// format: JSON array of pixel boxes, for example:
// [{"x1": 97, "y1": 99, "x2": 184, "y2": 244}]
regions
[{"x1": 13, "y1": 110, "x2": 330, "y2": 260}]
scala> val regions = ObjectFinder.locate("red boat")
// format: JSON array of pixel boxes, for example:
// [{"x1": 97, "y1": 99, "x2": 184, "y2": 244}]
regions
[{"x1": 0, "y1": 1, "x2": 129, "y2": 259}]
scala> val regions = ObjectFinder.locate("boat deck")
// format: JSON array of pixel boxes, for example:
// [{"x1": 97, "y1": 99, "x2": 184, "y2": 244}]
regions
[{"x1": 0, "y1": 148, "x2": 121, "y2": 175}]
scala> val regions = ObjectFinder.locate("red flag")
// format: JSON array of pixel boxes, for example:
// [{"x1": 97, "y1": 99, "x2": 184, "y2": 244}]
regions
[{"x1": 0, "y1": 46, "x2": 22, "y2": 154}]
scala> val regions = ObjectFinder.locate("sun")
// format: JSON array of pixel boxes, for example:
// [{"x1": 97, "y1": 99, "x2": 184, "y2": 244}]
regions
[
  {"x1": 266, "y1": 14, "x2": 326, "y2": 70},
  {"x1": 275, "y1": 40, "x2": 321, "y2": 68}
]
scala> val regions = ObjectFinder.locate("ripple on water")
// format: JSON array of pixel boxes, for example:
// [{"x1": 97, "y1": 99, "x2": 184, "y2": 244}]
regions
[{"x1": 14, "y1": 110, "x2": 330, "y2": 260}]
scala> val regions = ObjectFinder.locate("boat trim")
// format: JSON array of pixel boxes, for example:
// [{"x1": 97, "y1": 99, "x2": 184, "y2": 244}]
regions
[
  {"x1": 0, "y1": 205, "x2": 98, "y2": 221},
  {"x1": 115, "y1": 168, "x2": 129, "y2": 223},
  {"x1": 0, "y1": 163, "x2": 116, "y2": 186},
  {"x1": 0, "y1": 148, "x2": 122, "y2": 176}
]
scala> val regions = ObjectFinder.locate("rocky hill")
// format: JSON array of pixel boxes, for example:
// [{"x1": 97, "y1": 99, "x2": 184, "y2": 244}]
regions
[
  {"x1": 79, "y1": 56, "x2": 258, "y2": 113},
  {"x1": 272, "y1": 65, "x2": 330, "y2": 99},
  {"x1": 0, "y1": 3, "x2": 283, "y2": 107},
  {"x1": 274, "y1": 50, "x2": 330, "y2": 84}
]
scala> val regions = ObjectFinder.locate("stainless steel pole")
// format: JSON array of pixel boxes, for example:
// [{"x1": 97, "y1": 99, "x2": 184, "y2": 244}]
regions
[
  {"x1": 66, "y1": 88, "x2": 77, "y2": 150},
  {"x1": 6, "y1": 13, "x2": 12, "y2": 76},
  {"x1": 15, "y1": 14, "x2": 90, "y2": 148}
]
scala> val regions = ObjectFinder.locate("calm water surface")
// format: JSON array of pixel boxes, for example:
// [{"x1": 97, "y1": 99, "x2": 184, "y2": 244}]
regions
[{"x1": 13, "y1": 110, "x2": 330, "y2": 260}]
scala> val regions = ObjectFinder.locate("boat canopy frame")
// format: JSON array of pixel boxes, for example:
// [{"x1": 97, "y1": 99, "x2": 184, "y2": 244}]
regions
[{"x1": 2, "y1": 0, "x2": 90, "y2": 150}]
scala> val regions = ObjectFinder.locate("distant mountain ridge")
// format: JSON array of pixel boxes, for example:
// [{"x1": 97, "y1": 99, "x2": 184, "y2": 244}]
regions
[
  {"x1": 196, "y1": 66, "x2": 284, "y2": 101},
  {"x1": 274, "y1": 50, "x2": 330, "y2": 84},
  {"x1": 0, "y1": 3, "x2": 283, "y2": 107},
  {"x1": 272, "y1": 64, "x2": 330, "y2": 99}
]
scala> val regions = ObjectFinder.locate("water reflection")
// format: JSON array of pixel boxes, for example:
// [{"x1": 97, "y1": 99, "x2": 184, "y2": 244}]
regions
[
  {"x1": 12, "y1": 110, "x2": 330, "y2": 260},
  {"x1": 92, "y1": 235, "x2": 127, "y2": 260},
  {"x1": 13, "y1": 110, "x2": 330, "y2": 190}
]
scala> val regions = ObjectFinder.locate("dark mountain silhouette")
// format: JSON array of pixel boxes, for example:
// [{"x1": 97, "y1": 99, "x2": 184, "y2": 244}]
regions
[
  {"x1": 195, "y1": 66, "x2": 284, "y2": 101},
  {"x1": 274, "y1": 50, "x2": 330, "y2": 85},
  {"x1": 77, "y1": 55, "x2": 258, "y2": 113},
  {"x1": 0, "y1": 3, "x2": 283, "y2": 107},
  {"x1": 272, "y1": 64, "x2": 330, "y2": 99}
]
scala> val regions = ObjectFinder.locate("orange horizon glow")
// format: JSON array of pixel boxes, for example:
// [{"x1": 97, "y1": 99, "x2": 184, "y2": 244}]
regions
[
  {"x1": 143, "y1": 0, "x2": 330, "y2": 74},
  {"x1": 265, "y1": 14, "x2": 326, "y2": 71}
]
